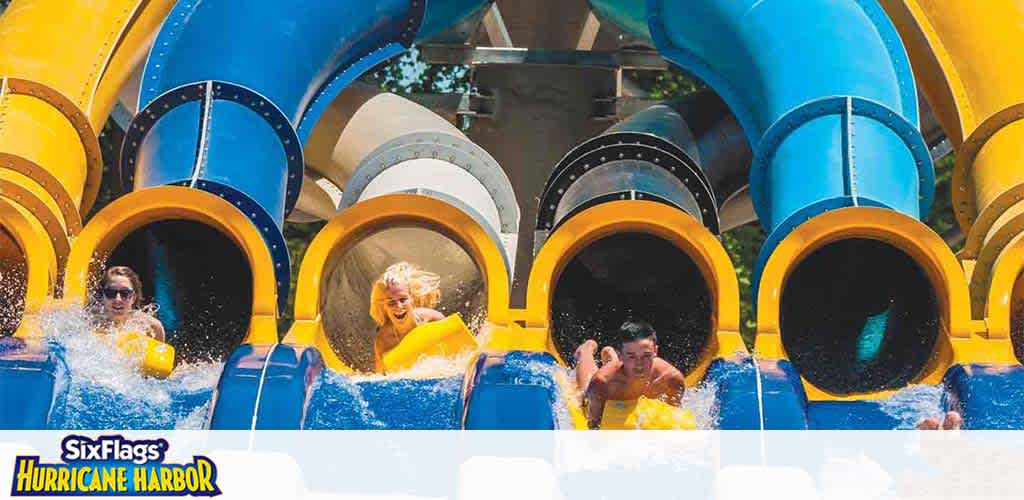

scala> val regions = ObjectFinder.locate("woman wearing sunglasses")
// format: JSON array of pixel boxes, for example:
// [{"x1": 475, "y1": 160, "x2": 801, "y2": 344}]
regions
[{"x1": 95, "y1": 266, "x2": 165, "y2": 342}]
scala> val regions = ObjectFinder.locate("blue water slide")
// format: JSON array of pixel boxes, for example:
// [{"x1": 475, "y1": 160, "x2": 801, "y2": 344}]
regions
[
  {"x1": 0, "y1": 337, "x2": 67, "y2": 429},
  {"x1": 462, "y1": 352, "x2": 566, "y2": 430},
  {"x1": 590, "y1": 0, "x2": 933, "y2": 283},
  {"x1": 706, "y1": 358, "x2": 797, "y2": 430},
  {"x1": 213, "y1": 343, "x2": 468, "y2": 430},
  {"x1": 943, "y1": 364, "x2": 1024, "y2": 430},
  {"x1": 209, "y1": 344, "x2": 324, "y2": 430},
  {"x1": 118, "y1": 0, "x2": 493, "y2": 310}
]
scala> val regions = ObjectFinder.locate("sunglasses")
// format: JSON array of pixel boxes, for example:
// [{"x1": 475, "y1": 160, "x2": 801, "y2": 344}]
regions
[{"x1": 101, "y1": 287, "x2": 136, "y2": 300}]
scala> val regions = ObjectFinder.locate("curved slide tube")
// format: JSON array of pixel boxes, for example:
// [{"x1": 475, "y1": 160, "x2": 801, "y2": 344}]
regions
[
  {"x1": 876, "y1": 0, "x2": 1024, "y2": 428},
  {"x1": 535, "y1": 91, "x2": 750, "y2": 243},
  {"x1": 205, "y1": 85, "x2": 519, "y2": 429},
  {"x1": 0, "y1": 0, "x2": 177, "y2": 429}
]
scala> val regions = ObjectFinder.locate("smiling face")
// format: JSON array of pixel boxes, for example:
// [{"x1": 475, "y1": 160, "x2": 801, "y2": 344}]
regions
[
  {"x1": 383, "y1": 282, "x2": 413, "y2": 323},
  {"x1": 618, "y1": 337, "x2": 657, "y2": 380},
  {"x1": 101, "y1": 275, "x2": 137, "y2": 323}
]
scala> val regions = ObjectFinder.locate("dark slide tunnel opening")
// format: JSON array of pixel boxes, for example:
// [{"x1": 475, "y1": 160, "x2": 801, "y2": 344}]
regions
[
  {"x1": 1011, "y1": 271, "x2": 1024, "y2": 365},
  {"x1": 551, "y1": 232, "x2": 712, "y2": 374},
  {"x1": 106, "y1": 220, "x2": 253, "y2": 363},
  {"x1": 781, "y1": 238, "x2": 939, "y2": 394},
  {"x1": 0, "y1": 226, "x2": 26, "y2": 337}
]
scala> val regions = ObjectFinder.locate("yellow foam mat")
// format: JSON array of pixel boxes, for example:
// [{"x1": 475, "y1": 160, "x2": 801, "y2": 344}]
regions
[
  {"x1": 600, "y1": 397, "x2": 696, "y2": 430},
  {"x1": 113, "y1": 330, "x2": 175, "y2": 379},
  {"x1": 381, "y1": 313, "x2": 478, "y2": 373}
]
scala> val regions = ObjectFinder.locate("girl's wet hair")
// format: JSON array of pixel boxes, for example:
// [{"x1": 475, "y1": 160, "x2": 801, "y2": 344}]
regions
[
  {"x1": 98, "y1": 265, "x2": 144, "y2": 309},
  {"x1": 368, "y1": 262, "x2": 441, "y2": 326}
]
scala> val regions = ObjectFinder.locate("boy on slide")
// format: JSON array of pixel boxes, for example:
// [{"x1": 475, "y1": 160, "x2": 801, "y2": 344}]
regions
[
  {"x1": 574, "y1": 320, "x2": 686, "y2": 429},
  {"x1": 370, "y1": 262, "x2": 445, "y2": 372}
]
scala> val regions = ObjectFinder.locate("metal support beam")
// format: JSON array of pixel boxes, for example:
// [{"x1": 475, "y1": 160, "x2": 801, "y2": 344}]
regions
[
  {"x1": 420, "y1": 45, "x2": 668, "y2": 70},
  {"x1": 576, "y1": 11, "x2": 602, "y2": 50},
  {"x1": 593, "y1": 96, "x2": 663, "y2": 121},
  {"x1": 482, "y1": 3, "x2": 513, "y2": 47}
]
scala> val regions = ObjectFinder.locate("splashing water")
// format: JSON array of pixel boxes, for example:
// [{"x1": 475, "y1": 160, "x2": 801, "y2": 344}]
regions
[
  {"x1": 305, "y1": 369, "x2": 464, "y2": 429},
  {"x1": 878, "y1": 384, "x2": 943, "y2": 429},
  {"x1": 681, "y1": 380, "x2": 720, "y2": 430},
  {"x1": 37, "y1": 305, "x2": 222, "y2": 429}
]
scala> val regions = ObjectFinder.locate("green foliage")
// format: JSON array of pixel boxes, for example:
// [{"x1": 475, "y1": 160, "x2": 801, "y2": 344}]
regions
[
  {"x1": 925, "y1": 154, "x2": 960, "y2": 251},
  {"x1": 361, "y1": 46, "x2": 470, "y2": 94},
  {"x1": 624, "y1": 67, "x2": 704, "y2": 99},
  {"x1": 721, "y1": 224, "x2": 766, "y2": 345}
]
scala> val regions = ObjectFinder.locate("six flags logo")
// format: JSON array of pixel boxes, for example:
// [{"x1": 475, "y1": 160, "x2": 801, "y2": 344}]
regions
[{"x1": 10, "y1": 435, "x2": 220, "y2": 497}]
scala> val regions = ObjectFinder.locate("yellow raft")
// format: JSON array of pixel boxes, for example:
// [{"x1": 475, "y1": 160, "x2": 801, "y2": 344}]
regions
[
  {"x1": 380, "y1": 313, "x2": 478, "y2": 373},
  {"x1": 110, "y1": 331, "x2": 176, "y2": 379},
  {"x1": 598, "y1": 397, "x2": 697, "y2": 430}
]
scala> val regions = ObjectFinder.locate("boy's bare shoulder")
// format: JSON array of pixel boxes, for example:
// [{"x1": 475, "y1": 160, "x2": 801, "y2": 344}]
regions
[{"x1": 653, "y1": 358, "x2": 685, "y2": 381}]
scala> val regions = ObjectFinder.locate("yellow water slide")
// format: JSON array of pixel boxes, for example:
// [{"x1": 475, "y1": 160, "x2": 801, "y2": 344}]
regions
[
  {"x1": 0, "y1": 0, "x2": 174, "y2": 336},
  {"x1": 878, "y1": 0, "x2": 1024, "y2": 348}
]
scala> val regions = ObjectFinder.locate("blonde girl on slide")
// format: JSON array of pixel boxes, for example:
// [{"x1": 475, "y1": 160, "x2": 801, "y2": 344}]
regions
[{"x1": 370, "y1": 262, "x2": 445, "y2": 372}]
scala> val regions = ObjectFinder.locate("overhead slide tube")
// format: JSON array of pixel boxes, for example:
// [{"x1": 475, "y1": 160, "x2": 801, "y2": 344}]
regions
[
  {"x1": 536, "y1": 91, "x2": 750, "y2": 245},
  {"x1": 593, "y1": 1, "x2": 972, "y2": 405},
  {"x1": 533, "y1": 92, "x2": 750, "y2": 367},
  {"x1": 593, "y1": 0, "x2": 932, "y2": 275},
  {"x1": 0, "y1": 0, "x2": 173, "y2": 336}
]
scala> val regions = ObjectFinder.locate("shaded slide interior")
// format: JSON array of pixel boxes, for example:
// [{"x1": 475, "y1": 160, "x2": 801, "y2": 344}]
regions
[
  {"x1": 106, "y1": 220, "x2": 252, "y2": 362},
  {"x1": 1012, "y1": 271, "x2": 1024, "y2": 365},
  {"x1": 781, "y1": 238, "x2": 939, "y2": 394},
  {"x1": 320, "y1": 226, "x2": 487, "y2": 372},
  {"x1": 551, "y1": 232, "x2": 711, "y2": 373},
  {"x1": 0, "y1": 226, "x2": 26, "y2": 337}
]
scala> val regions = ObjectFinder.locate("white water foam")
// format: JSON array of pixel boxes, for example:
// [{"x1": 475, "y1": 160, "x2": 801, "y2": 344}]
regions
[{"x1": 36, "y1": 304, "x2": 223, "y2": 429}]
